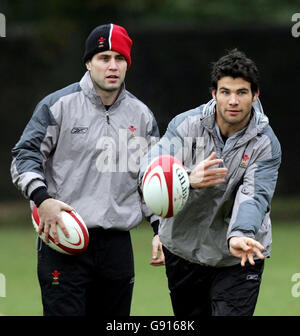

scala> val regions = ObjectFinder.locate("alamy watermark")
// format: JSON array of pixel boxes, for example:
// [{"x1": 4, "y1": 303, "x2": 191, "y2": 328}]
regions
[
  {"x1": 0, "y1": 273, "x2": 6, "y2": 297},
  {"x1": 93, "y1": 131, "x2": 205, "y2": 173},
  {"x1": 291, "y1": 13, "x2": 300, "y2": 38},
  {"x1": 0, "y1": 13, "x2": 5, "y2": 37},
  {"x1": 291, "y1": 273, "x2": 300, "y2": 298}
]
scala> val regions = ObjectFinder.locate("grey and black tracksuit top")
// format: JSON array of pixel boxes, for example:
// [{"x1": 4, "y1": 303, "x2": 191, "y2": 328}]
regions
[
  {"x1": 11, "y1": 71, "x2": 160, "y2": 230},
  {"x1": 140, "y1": 99, "x2": 281, "y2": 267}
]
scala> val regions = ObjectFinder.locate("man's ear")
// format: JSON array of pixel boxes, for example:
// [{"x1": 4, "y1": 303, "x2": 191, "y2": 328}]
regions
[
  {"x1": 211, "y1": 89, "x2": 217, "y2": 100},
  {"x1": 252, "y1": 89, "x2": 260, "y2": 102},
  {"x1": 85, "y1": 60, "x2": 91, "y2": 71}
]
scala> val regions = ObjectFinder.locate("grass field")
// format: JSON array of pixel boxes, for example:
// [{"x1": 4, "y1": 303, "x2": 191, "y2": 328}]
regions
[{"x1": 0, "y1": 197, "x2": 299, "y2": 316}]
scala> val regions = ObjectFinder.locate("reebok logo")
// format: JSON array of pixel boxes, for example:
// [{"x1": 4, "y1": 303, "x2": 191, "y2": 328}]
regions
[
  {"x1": 246, "y1": 274, "x2": 259, "y2": 281},
  {"x1": 71, "y1": 127, "x2": 89, "y2": 134}
]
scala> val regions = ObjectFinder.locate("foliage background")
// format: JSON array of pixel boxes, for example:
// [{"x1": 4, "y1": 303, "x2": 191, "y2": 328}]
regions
[
  {"x1": 0, "y1": 0, "x2": 299, "y2": 316},
  {"x1": 0, "y1": 0, "x2": 299, "y2": 199}
]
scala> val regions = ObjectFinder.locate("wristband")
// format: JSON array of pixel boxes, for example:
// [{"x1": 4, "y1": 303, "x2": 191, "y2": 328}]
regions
[
  {"x1": 151, "y1": 220, "x2": 159, "y2": 236},
  {"x1": 30, "y1": 187, "x2": 52, "y2": 207}
]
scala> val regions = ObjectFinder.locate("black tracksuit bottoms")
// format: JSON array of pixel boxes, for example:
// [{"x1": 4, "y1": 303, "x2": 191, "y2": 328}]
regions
[
  {"x1": 163, "y1": 246, "x2": 264, "y2": 316},
  {"x1": 37, "y1": 227, "x2": 134, "y2": 316}
]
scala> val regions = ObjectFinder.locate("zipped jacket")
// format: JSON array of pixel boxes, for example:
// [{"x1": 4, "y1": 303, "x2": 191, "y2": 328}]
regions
[
  {"x1": 139, "y1": 99, "x2": 281, "y2": 267},
  {"x1": 11, "y1": 71, "x2": 160, "y2": 230}
]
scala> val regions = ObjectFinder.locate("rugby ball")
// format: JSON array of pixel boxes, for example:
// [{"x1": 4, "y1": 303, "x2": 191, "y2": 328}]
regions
[
  {"x1": 142, "y1": 155, "x2": 190, "y2": 218},
  {"x1": 32, "y1": 205, "x2": 89, "y2": 255}
]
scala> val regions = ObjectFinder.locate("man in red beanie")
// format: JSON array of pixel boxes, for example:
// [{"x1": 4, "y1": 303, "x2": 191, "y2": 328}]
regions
[
  {"x1": 83, "y1": 24, "x2": 133, "y2": 108},
  {"x1": 11, "y1": 24, "x2": 161, "y2": 316}
]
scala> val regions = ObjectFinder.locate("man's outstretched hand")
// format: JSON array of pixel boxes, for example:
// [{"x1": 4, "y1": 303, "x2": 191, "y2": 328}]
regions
[{"x1": 229, "y1": 236, "x2": 265, "y2": 267}]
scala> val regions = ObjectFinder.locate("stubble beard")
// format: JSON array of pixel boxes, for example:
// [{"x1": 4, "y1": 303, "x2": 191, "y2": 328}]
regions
[
  {"x1": 218, "y1": 106, "x2": 252, "y2": 126},
  {"x1": 93, "y1": 78, "x2": 121, "y2": 93}
]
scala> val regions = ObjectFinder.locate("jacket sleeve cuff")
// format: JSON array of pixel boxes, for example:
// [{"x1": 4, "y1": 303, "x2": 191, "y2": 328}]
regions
[
  {"x1": 151, "y1": 220, "x2": 160, "y2": 236},
  {"x1": 26, "y1": 180, "x2": 47, "y2": 198},
  {"x1": 30, "y1": 187, "x2": 52, "y2": 207},
  {"x1": 145, "y1": 214, "x2": 161, "y2": 236},
  {"x1": 227, "y1": 230, "x2": 255, "y2": 250}
]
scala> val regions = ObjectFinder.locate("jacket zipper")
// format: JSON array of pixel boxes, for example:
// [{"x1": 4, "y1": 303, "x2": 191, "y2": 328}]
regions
[
  {"x1": 211, "y1": 133, "x2": 223, "y2": 163},
  {"x1": 105, "y1": 110, "x2": 110, "y2": 124}
]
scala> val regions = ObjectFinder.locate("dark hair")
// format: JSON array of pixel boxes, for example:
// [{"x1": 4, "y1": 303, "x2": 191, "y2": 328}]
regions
[{"x1": 210, "y1": 49, "x2": 260, "y2": 94}]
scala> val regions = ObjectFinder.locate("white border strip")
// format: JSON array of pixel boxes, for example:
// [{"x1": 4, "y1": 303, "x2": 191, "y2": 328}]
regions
[{"x1": 108, "y1": 23, "x2": 113, "y2": 50}]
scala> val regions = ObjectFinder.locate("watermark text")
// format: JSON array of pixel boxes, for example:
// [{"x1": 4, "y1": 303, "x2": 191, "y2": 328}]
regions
[
  {"x1": 0, "y1": 13, "x2": 6, "y2": 37},
  {"x1": 94, "y1": 131, "x2": 205, "y2": 174},
  {"x1": 0, "y1": 273, "x2": 6, "y2": 297},
  {"x1": 291, "y1": 13, "x2": 300, "y2": 38},
  {"x1": 291, "y1": 273, "x2": 300, "y2": 298}
]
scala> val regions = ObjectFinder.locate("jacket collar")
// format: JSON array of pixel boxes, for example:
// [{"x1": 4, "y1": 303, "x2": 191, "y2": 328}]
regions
[{"x1": 79, "y1": 71, "x2": 126, "y2": 108}]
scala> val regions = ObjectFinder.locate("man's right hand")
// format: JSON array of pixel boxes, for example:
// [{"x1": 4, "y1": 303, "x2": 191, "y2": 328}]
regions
[
  {"x1": 189, "y1": 152, "x2": 228, "y2": 189},
  {"x1": 37, "y1": 199, "x2": 73, "y2": 244},
  {"x1": 150, "y1": 234, "x2": 165, "y2": 266}
]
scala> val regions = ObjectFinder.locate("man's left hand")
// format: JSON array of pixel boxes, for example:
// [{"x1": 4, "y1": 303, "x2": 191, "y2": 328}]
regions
[{"x1": 229, "y1": 236, "x2": 265, "y2": 267}]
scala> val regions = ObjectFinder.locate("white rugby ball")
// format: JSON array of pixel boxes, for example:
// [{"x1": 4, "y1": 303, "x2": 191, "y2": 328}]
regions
[
  {"x1": 32, "y1": 205, "x2": 89, "y2": 255},
  {"x1": 142, "y1": 155, "x2": 190, "y2": 218}
]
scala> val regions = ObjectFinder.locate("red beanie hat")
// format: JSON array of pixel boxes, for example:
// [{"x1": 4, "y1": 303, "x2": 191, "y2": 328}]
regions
[{"x1": 83, "y1": 24, "x2": 132, "y2": 67}]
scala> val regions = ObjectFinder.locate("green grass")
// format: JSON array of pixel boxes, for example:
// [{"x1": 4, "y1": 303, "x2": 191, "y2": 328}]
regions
[
  {"x1": 0, "y1": 198, "x2": 299, "y2": 316},
  {"x1": 131, "y1": 224, "x2": 172, "y2": 316},
  {"x1": 255, "y1": 221, "x2": 300, "y2": 316},
  {"x1": 0, "y1": 227, "x2": 41, "y2": 316},
  {"x1": 133, "y1": 220, "x2": 300, "y2": 316}
]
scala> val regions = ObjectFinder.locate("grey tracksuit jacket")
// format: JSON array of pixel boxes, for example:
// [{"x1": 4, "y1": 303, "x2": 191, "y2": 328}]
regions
[
  {"x1": 11, "y1": 71, "x2": 160, "y2": 230},
  {"x1": 139, "y1": 99, "x2": 281, "y2": 267}
]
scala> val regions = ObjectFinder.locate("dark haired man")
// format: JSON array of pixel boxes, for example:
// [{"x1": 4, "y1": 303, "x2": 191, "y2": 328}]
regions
[
  {"x1": 11, "y1": 24, "x2": 160, "y2": 316},
  {"x1": 141, "y1": 49, "x2": 281, "y2": 316}
]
